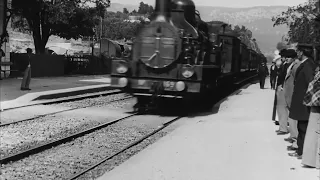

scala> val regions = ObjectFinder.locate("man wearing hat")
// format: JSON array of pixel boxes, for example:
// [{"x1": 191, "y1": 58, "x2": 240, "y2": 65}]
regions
[
  {"x1": 275, "y1": 49, "x2": 293, "y2": 135},
  {"x1": 282, "y1": 49, "x2": 300, "y2": 150},
  {"x1": 269, "y1": 61, "x2": 278, "y2": 90},
  {"x1": 288, "y1": 44, "x2": 317, "y2": 159},
  {"x1": 257, "y1": 61, "x2": 269, "y2": 89}
]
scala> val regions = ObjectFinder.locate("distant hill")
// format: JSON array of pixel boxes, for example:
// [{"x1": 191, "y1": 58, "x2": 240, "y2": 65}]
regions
[
  {"x1": 195, "y1": 5, "x2": 289, "y2": 56},
  {"x1": 108, "y1": 3, "x2": 289, "y2": 57}
]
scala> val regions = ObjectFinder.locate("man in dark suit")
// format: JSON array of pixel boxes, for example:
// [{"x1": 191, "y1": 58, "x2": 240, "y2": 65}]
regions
[
  {"x1": 288, "y1": 44, "x2": 317, "y2": 159},
  {"x1": 270, "y1": 62, "x2": 278, "y2": 89},
  {"x1": 258, "y1": 61, "x2": 269, "y2": 89},
  {"x1": 21, "y1": 48, "x2": 32, "y2": 90},
  {"x1": 0, "y1": 48, "x2": 5, "y2": 80}
]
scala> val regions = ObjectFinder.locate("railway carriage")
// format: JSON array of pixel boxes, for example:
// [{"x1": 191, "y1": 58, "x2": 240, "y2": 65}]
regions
[{"x1": 110, "y1": 0, "x2": 266, "y2": 109}]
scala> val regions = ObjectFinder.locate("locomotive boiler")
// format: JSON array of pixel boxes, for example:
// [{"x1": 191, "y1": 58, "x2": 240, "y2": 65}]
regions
[{"x1": 110, "y1": 0, "x2": 265, "y2": 110}]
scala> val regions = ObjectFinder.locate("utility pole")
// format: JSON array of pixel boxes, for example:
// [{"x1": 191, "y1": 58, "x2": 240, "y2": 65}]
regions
[
  {"x1": 100, "y1": 16, "x2": 102, "y2": 55},
  {"x1": 1, "y1": 0, "x2": 7, "y2": 47},
  {"x1": 316, "y1": 0, "x2": 320, "y2": 22}
]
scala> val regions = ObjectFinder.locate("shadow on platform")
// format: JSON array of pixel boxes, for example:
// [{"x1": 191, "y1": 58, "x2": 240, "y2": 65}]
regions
[{"x1": 131, "y1": 81, "x2": 260, "y2": 118}]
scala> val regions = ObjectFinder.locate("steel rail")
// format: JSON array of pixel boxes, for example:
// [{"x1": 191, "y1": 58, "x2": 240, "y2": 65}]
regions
[
  {"x1": 0, "y1": 113, "x2": 139, "y2": 164},
  {"x1": 68, "y1": 116, "x2": 183, "y2": 180},
  {"x1": 67, "y1": 70, "x2": 259, "y2": 179},
  {"x1": 0, "y1": 96, "x2": 134, "y2": 127},
  {"x1": 0, "y1": 90, "x2": 122, "y2": 112}
]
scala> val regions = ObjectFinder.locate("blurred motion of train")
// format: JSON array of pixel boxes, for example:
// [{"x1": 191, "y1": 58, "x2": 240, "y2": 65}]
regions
[
  {"x1": 92, "y1": 39, "x2": 131, "y2": 58},
  {"x1": 110, "y1": 0, "x2": 267, "y2": 109}
]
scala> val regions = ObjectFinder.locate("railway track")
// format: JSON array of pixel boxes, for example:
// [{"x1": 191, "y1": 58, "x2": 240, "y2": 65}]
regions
[
  {"x1": 1, "y1": 81, "x2": 253, "y2": 180},
  {"x1": 0, "y1": 112, "x2": 184, "y2": 180},
  {"x1": 64, "y1": 85, "x2": 245, "y2": 179},
  {"x1": 0, "y1": 113, "x2": 139, "y2": 164},
  {"x1": 68, "y1": 116, "x2": 182, "y2": 180},
  {"x1": 0, "y1": 89, "x2": 122, "y2": 112},
  {"x1": 0, "y1": 94, "x2": 134, "y2": 127}
]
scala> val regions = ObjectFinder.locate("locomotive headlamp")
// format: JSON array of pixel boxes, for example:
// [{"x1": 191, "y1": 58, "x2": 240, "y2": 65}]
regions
[
  {"x1": 175, "y1": 81, "x2": 186, "y2": 91},
  {"x1": 118, "y1": 77, "x2": 128, "y2": 87},
  {"x1": 116, "y1": 60, "x2": 128, "y2": 74},
  {"x1": 181, "y1": 64, "x2": 195, "y2": 78}
]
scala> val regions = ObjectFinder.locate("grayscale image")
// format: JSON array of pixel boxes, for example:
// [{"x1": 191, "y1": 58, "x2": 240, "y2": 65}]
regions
[{"x1": 0, "y1": 0, "x2": 319, "y2": 179}]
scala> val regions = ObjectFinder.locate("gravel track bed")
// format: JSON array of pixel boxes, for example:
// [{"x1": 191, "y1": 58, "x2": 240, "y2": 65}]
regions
[
  {"x1": 46, "y1": 89, "x2": 121, "y2": 102},
  {"x1": 0, "y1": 94, "x2": 135, "y2": 158},
  {"x1": 52, "y1": 93, "x2": 131, "y2": 108},
  {"x1": 78, "y1": 129, "x2": 173, "y2": 180},
  {"x1": 0, "y1": 114, "x2": 118, "y2": 158},
  {"x1": 101, "y1": 98, "x2": 136, "y2": 110},
  {"x1": 0, "y1": 117, "x2": 168, "y2": 180}
]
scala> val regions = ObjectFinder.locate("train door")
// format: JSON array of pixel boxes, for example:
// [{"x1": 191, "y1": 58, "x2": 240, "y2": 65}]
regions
[
  {"x1": 240, "y1": 43, "x2": 248, "y2": 72},
  {"x1": 218, "y1": 35, "x2": 233, "y2": 74},
  {"x1": 232, "y1": 38, "x2": 241, "y2": 73}
]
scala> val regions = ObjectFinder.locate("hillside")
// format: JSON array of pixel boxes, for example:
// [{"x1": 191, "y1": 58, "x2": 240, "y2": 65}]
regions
[
  {"x1": 108, "y1": 3, "x2": 289, "y2": 56},
  {"x1": 9, "y1": 3, "x2": 289, "y2": 57}
]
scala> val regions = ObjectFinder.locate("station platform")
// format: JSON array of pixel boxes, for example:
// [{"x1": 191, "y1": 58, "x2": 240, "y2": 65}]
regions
[
  {"x1": 98, "y1": 82, "x2": 319, "y2": 180},
  {"x1": 0, "y1": 75, "x2": 111, "y2": 107}
]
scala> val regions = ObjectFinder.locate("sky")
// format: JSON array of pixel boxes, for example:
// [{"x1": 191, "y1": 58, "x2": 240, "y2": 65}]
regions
[{"x1": 112, "y1": 0, "x2": 310, "y2": 8}]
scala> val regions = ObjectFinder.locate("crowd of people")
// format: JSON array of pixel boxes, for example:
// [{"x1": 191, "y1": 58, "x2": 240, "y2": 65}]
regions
[{"x1": 271, "y1": 44, "x2": 319, "y2": 169}]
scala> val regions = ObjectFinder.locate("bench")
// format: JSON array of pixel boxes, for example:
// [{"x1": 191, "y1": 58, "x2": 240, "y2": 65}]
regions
[{"x1": 0, "y1": 62, "x2": 20, "y2": 79}]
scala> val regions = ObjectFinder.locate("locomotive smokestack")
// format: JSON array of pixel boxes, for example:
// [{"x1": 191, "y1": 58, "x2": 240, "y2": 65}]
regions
[{"x1": 154, "y1": 0, "x2": 171, "y2": 21}]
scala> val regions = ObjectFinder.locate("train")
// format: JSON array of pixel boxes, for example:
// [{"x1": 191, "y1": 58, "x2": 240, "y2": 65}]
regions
[{"x1": 109, "y1": 0, "x2": 267, "y2": 110}]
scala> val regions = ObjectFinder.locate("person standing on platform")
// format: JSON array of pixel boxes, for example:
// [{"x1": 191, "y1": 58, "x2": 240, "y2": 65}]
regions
[
  {"x1": 283, "y1": 49, "x2": 301, "y2": 151},
  {"x1": 302, "y1": 66, "x2": 320, "y2": 169},
  {"x1": 257, "y1": 61, "x2": 269, "y2": 89},
  {"x1": 288, "y1": 44, "x2": 316, "y2": 159},
  {"x1": 21, "y1": 48, "x2": 32, "y2": 91},
  {"x1": 0, "y1": 48, "x2": 5, "y2": 80},
  {"x1": 275, "y1": 49, "x2": 292, "y2": 135},
  {"x1": 270, "y1": 62, "x2": 277, "y2": 89}
]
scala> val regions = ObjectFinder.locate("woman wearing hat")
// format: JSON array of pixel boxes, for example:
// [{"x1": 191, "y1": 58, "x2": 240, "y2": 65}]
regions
[{"x1": 302, "y1": 66, "x2": 320, "y2": 168}]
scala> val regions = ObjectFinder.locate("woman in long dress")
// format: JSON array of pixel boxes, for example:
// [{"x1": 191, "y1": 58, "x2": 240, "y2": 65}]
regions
[{"x1": 302, "y1": 68, "x2": 320, "y2": 168}]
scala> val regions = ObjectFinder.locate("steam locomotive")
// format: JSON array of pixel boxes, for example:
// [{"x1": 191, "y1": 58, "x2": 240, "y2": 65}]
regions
[{"x1": 110, "y1": 0, "x2": 266, "y2": 109}]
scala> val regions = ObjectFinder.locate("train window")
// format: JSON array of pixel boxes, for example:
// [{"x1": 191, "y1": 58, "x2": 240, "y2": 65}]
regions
[
  {"x1": 209, "y1": 33, "x2": 217, "y2": 43},
  {"x1": 221, "y1": 44, "x2": 232, "y2": 73},
  {"x1": 221, "y1": 37, "x2": 232, "y2": 45}
]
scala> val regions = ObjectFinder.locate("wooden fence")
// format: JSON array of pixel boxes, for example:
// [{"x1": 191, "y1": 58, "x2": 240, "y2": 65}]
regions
[{"x1": 7, "y1": 53, "x2": 111, "y2": 78}]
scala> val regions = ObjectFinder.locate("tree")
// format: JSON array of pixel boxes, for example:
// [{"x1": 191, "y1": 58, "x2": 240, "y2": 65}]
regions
[
  {"x1": 11, "y1": 0, "x2": 111, "y2": 54},
  {"x1": 265, "y1": 54, "x2": 275, "y2": 63},
  {"x1": 233, "y1": 25, "x2": 241, "y2": 33},
  {"x1": 276, "y1": 41, "x2": 288, "y2": 51},
  {"x1": 96, "y1": 11, "x2": 146, "y2": 40},
  {"x1": 272, "y1": 0, "x2": 320, "y2": 44},
  {"x1": 123, "y1": 8, "x2": 129, "y2": 14},
  {"x1": 130, "y1": 9, "x2": 137, "y2": 15},
  {"x1": 137, "y1": 2, "x2": 153, "y2": 15}
]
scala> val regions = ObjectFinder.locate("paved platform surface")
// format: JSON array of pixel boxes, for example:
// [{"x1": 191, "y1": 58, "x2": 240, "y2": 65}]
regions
[
  {"x1": 0, "y1": 75, "x2": 110, "y2": 102},
  {"x1": 98, "y1": 82, "x2": 319, "y2": 180}
]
